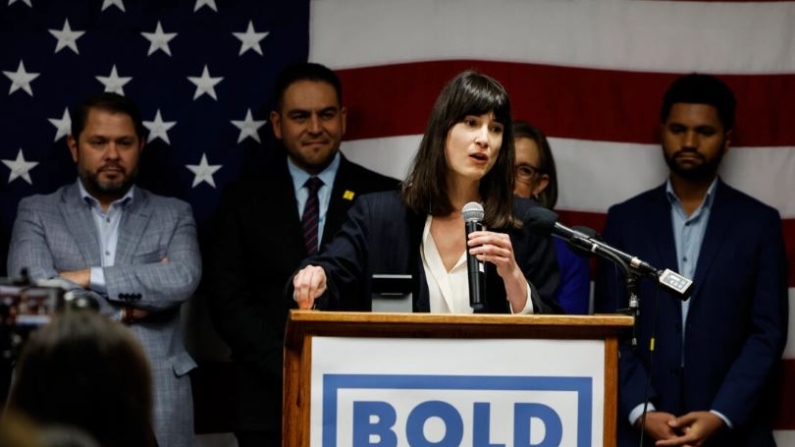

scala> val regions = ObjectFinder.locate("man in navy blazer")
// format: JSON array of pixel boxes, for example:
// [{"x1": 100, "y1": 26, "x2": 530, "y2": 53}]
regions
[
  {"x1": 595, "y1": 74, "x2": 788, "y2": 446},
  {"x1": 206, "y1": 63, "x2": 399, "y2": 447},
  {"x1": 7, "y1": 93, "x2": 201, "y2": 447}
]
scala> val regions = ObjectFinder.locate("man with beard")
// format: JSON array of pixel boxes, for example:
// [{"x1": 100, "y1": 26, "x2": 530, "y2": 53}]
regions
[
  {"x1": 7, "y1": 92, "x2": 201, "y2": 447},
  {"x1": 206, "y1": 62, "x2": 399, "y2": 446},
  {"x1": 595, "y1": 73, "x2": 788, "y2": 447}
]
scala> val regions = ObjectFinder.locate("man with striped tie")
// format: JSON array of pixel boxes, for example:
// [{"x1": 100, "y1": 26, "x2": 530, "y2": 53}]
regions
[{"x1": 206, "y1": 62, "x2": 399, "y2": 447}]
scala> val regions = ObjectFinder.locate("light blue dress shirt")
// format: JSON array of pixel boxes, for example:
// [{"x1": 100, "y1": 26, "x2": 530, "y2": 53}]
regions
[
  {"x1": 666, "y1": 177, "x2": 717, "y2": 348},
  {"x1": 78, "y1": 180, "x2": 135, "y2": 295}
]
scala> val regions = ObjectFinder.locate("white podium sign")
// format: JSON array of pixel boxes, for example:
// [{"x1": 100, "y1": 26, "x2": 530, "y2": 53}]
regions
[{"x1": 310, "y1": 337, "x2": 605, "y2": 447}]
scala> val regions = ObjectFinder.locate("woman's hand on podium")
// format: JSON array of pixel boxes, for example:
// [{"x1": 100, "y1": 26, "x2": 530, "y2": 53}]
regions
[{"x1": 293, "y1": 265, "x2": 327, "y2": 309}]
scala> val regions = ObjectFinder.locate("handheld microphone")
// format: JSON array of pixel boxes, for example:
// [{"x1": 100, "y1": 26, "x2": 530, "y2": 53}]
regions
[
  {"x1": 462, "y1": 202, "x2": 486, "y2": 311},
  {"x1": 524, "y1": 207, "x2": 693, "y2": 299}
]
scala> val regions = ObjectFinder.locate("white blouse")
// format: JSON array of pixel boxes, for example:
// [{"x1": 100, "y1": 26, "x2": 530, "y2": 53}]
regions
[{"x1": 419, "y1": 216, "x2": 534, "y2": 315}]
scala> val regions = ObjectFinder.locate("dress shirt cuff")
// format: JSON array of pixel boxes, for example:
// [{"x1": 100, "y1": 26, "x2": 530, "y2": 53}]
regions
[
  {"x1": 710, "y1": 409, "x2": 733, "y2": 430},
  {"x1": 89, "y1": 267, "x2": 107, "y2": 294},
  {"x1": 511, "y1": 282, "x2": 535, "y2": 315},
  {"x1": 629, "y1": 402, "x2": 657, "y2": 427}
]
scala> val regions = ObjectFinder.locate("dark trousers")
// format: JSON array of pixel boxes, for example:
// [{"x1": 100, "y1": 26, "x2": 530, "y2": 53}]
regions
[{"x1": 234, "y1": 430, "x2": 281, "y2": 447}]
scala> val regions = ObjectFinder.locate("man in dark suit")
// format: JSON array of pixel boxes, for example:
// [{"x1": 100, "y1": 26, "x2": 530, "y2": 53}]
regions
[
  {"x1": 206, "y1": 62, "x2": 399, "y2": 447},
  {"x1": 594, "y1": 74, "x2": 788, "y2": 446}
]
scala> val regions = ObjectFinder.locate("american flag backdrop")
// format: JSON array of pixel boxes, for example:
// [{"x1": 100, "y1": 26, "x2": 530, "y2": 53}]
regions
[
  {"x1": 316, "y1": 0, "x2": 795, "y2": 444},
  {"x1": 2, "y1": 0, "x2": 795, "y2": 444},
  {"x1": 0, "y1": 0, "x2": 310, "y2": 273}
]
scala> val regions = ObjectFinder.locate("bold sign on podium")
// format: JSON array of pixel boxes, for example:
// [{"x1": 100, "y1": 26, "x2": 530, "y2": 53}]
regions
[{"x1": 311, "y1": 337, "x2": 605, "y2": 447}]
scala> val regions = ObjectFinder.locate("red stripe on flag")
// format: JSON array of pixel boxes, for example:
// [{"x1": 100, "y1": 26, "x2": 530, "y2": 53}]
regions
[
  {"x1": 557, "y1": 210, "x2": 795, "y2": 287},
  {"x1": 557, "y1": 210, "x2": 607, "y2": 233},
  {"x1": 338, "y1": 61, "x2": 795, "y2": 147},
  {"x1": 775, "y1": 359, "x2": 795, "y2": 430}
]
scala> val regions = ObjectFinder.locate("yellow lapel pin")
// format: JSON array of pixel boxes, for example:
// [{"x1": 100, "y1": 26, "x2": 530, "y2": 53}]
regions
[{"x1": 343, "y1": 190, "x2": 355, "y2": 201}]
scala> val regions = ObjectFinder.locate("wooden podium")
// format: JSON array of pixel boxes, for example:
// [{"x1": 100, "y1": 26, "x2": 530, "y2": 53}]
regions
[{"x1": 283, "y1": 311, "x2": 633, "y2": 447}]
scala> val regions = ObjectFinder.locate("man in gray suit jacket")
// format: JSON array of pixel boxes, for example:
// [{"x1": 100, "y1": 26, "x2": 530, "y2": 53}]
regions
[{"x1": 7, "y1": 92, "x2": 201, "y2": 447}]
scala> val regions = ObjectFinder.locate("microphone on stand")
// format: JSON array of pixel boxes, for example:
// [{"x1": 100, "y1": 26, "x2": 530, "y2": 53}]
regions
[
  {"x1": 462, "y1": 202, "x2": 486, "y2": 312},
  {"x1": 523, "y1": 207, "x2": 693, "y2": 299}
]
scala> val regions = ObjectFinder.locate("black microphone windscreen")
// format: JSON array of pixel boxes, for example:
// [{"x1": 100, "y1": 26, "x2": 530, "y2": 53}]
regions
[{"x1": 523, "y1": 207, "x2": 559, "y2": 236}]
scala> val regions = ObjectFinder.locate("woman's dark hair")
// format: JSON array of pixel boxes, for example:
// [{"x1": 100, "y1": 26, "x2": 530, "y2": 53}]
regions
[
  {"x1": 402, "y1": 70, "x2": 517, "y2": 228},
  {"x1": 7, "y1": 311, "x2": 154, "y2": 447},
  {"x1": 512, "y1": 121, "x2": 559, "y2": 209}
]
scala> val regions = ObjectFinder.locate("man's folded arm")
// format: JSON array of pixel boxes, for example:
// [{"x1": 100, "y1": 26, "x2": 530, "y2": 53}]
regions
[{"x1": 103, "y1": 205, "x2": 201, "y2": 311}]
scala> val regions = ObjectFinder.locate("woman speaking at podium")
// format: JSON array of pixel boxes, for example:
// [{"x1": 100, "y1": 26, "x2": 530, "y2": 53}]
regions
[{"x1": 291, "y1": 70, "x2": 562, "y2": 315}]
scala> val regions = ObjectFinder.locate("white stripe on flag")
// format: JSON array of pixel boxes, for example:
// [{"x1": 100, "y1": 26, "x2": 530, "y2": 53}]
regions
[
  {"x1": 343, "y1": 136, "x2": 795, "y2": 218},
  {"x1": 310, "y1": 0, "x2": 795, "y2": 74}
]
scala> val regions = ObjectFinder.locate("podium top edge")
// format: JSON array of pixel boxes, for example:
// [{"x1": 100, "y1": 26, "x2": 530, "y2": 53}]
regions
[{"x1": 287, "y1": 310, "x2": 634, "y2": 328}]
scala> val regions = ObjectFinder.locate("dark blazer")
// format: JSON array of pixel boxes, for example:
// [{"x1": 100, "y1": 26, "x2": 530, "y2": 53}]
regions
[
  {"x1": 299, "y1": 191, "x2": 562, "y2": 314},
  {"x1": 206, "y1": 152, "x2": 399, "y2": 432},
  {"x1": 594, "y1": 179, "x2": 788, "y2": 447}
]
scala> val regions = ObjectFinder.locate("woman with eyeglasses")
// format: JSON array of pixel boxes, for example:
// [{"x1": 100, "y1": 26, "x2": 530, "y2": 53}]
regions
[{"x1": 512, "y1": 121, "x2": 590, "y2": 314}]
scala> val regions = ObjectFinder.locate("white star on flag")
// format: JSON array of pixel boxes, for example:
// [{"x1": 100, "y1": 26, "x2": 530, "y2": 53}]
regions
[
  {"x1": 187, "y1": 65, "x2": 223, "y2": 101},
  {"x1": 49, "y1": 19, "x2": 85, "y2": 54},
  {"x1": 2, "y1": 149, "x2": 39, "y2": 185},
  {"x1": 142, "y1": 21, "x2": 177, "y2": 57},
  {"x1": 231, "y1": 109, "x2": 266, "y2": 143},
  {"x1": 48, "y1": 108, "x2": 72, "y2": 142},
  {"x1": 101, "y1": 0, "x2": 125, "y2": 12},
  {"x1": 143, "y1": 109, "x2": 177, "y2": 144},
  {"x1": 96, "y1": 65, "x2": 132, "y2": 95},
  {"x1": 186, "y1": 153, "x2": 221, "y2": 188},
  {"x1": 232, "y1": 21, "x2": 269, "y2": 56},
  {"x1": 194, "y1": 0, "x2": 217, "y2": 12},
  {"x1": 8, "y1": 0, "x2": 32, "y2": 6},
  {"x1": 3, "y1": 60, "x2": 40, "y2": 96}
]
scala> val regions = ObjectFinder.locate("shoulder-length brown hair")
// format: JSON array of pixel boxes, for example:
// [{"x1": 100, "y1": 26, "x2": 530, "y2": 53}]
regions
[{"x1": 402, "y1": 70, "x2": 518, "y2": 229}]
